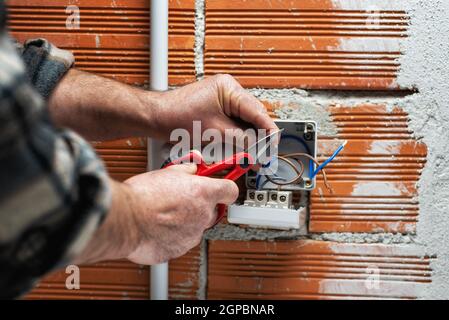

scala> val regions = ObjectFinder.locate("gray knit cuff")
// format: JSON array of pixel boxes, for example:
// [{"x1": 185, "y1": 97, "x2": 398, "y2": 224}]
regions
[{"x1": 18, "y1": 38, "x2": 74, "y2": 99}]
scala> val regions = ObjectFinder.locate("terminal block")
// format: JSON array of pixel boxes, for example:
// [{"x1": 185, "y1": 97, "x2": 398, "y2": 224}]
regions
[
  {"x1": 244, "y1": 190, "x2": 293, "y2": 209},
  {"x1": 229, "y1": 189, "x2": 306, "y2": 230}
]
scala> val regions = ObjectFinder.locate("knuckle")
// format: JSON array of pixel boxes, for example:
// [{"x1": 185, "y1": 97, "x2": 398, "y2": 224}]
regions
[
  {"x1": 193, "y1": 235, "x2": 203, "y2": 247},
  {"x1": 190, "y1": 196, "x2": 217, "y2": 227},
  {"x1": 189, "y1": 178, "x2": 206, "y2": 197},
  {"x1": 170, "y1": 245, "x2": 190, "y2": 260},
  {"x1": 220, "y1": 180, "x2": 239, "y2": 200},
  {"x1": 215, "y1": 73, "x2": 235, "y2": 85},
  {"x1": 195, "y1": 201, "x2": 211, "y2": 217},
  {"x1": 190, "y1": 187, "x2": 202, "y2": 200},
  {"x1": 228, "y1": 181, "x2": 240, "y2": 199}
]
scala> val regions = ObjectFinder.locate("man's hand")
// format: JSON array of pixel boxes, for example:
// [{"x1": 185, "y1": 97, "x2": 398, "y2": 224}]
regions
[
  {"x1": 75, "y1": 164, "x2": 238, "y2": 265},
  {"x1": 49, "y1": 71, "x2": 277, "y2": 141},
  {"x1": 49, "y1": 71, "x2": 274, "y2": 266},
  {"x1": 155, "y1": 74, "x2": 278, "y2": 140}
]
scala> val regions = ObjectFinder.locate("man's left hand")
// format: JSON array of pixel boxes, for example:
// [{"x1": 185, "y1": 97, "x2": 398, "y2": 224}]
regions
[{"x1": 153, "y1": 74, "x2": 278, "y2": 140}]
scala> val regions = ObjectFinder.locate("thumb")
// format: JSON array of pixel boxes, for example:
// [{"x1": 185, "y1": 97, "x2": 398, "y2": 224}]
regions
[{"x1": 166, "y1": 163, "x2": 198, "y2": 174}]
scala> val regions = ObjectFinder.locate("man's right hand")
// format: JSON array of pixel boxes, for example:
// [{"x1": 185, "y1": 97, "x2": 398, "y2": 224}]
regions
[
  {"x1": 125, "y1": 163, "x2": 239, "y2": 265},
  {"x1": 75, "y1": 164, "x2": 238, "y2": 265}
]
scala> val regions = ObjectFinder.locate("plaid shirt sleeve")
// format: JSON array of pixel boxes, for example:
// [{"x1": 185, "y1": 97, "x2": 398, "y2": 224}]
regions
[{"x1": 0, "y1": 7, "x2": 111, "y2": 298}]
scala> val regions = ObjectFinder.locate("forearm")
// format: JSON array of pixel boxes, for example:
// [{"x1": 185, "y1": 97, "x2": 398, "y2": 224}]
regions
[
  {"x1": 48, "y1": 71, "x2": 276, "y2": 143},
  {"x1": 73, "y1": 180, "x2": 140, "y2": 265},
  {"x1": 49, "y1": 69, "x2": 163, "y2": 141}
]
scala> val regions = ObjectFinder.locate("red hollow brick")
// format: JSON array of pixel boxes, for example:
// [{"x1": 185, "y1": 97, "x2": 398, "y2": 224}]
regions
[
  {"x1": 205, "y1": 0, "x2": 408, "y2": 89},
  {"x1": 92, "y1": 138, "x2": 148, "y2": 182},
  {"x1": 26, "y1": 246, "x2": 202, "y2": 300},
  {"x1": 8, "y1": 0, "x2": 196, "y2": 86},
  {"x1": 311, "y1": 104, "x2": 426, "y2": 233},
  {"x1": 261, "y1": 102, "x2": 427, "y2": 233},
  {"x1": 169, "y1": 245, "x2": 202, "y2": 300},
  {"x1": 208, "y1": 240, "x2": 433, "y2": 300},
  {"x1": 26, "y1": 260, "x2": 149, "y2": 300}
]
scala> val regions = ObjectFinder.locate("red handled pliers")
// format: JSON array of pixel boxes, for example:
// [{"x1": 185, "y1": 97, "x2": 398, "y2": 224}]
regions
[
  {"x1": 163, "y1": 150, "x2": 255, "y2": 226},
  {"x1": 162, "y1": 129, "x2": 283, "y2": 226}
]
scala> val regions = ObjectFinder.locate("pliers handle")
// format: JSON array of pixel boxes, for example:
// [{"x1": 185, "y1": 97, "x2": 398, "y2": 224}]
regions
[{"x1": 163, "y1": 150, "x2": 255, "y2": 225}]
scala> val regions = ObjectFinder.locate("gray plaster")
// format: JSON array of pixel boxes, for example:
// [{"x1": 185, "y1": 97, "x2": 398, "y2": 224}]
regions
[
  {"x1": 194, "y1": 0, "x2": 205, "y2": 80},
  {"x1": 396, "y1": 0, "x2": 449, "y2": 299}
]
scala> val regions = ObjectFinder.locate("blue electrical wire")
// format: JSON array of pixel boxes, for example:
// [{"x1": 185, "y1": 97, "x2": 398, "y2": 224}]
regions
[
  {"x1": 255, "y1": 138, "x2": 348, "y2": 188},
  {"x1": 255, "y1": 173, "x2": 262, "y2": 190},
  {"x1": 310, "y1": 140, "x2": 347, "y2": 179},
  {"x1": 255, "y1": 160, "x2": 272, "y2": 190}
]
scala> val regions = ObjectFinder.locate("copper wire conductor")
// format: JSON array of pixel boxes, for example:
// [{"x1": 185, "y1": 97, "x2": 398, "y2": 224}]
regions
[
  {"x1": 285, "y1": 152, "x2": 332, "y2": 193},
  {"x1": 264, "y1": 156, "x2": 304, "y2": 186},
  {"x1": 262, "y1": 153, "x2": 333, "y2": 193}
]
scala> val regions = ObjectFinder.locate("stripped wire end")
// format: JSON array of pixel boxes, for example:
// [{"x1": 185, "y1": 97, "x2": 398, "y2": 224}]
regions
[{"x1": 310, "y1": 140, "x2": 347, "y2": 179}]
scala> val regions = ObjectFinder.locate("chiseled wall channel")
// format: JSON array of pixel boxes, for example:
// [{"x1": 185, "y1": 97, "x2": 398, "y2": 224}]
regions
[{"x1": 9, "y1": 0, "x2": 449, "y2": 299}]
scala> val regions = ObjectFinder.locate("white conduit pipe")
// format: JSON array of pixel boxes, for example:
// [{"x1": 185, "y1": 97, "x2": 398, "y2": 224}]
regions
[{"x1": 149, "y1": 0, "x2": 169, "y2": 300}]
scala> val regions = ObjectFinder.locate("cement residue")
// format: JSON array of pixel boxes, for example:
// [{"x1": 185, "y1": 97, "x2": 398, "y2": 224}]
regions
[
  {"x1": 310, "y1": 233, "x2": 415, "y2": 244},
  {"x1": 396, "y1": 0, "x2": 449, "y2": 299},
  {"x1": 249, "y1": 88, "x2": 412, "y2": 137},
  {"x1": 205, "y1": 225, "x2": 415, "y2": 244},
  {"x1": 194, "y1": 0, "x2": 205, "y2": 80},
  {"x1": 205, "y1": 224, "x2": 307, "y2": 241},
  {"x1": 197, "y1": 238, "x2": 207, "y2": 300},
  {"x1": 249, "y1": 88, "x2": 338, "y2": 136}
]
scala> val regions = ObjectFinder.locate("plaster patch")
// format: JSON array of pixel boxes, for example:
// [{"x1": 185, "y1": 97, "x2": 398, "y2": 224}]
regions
[
  {"x1": 194, "y1": 0, "x2": 205, "y2": 79},
  {"x1": 331, "y1": 0, "x2": 407, "y2": 11},
  {"x1": 249, "y1": 88, "x2": 338, "y2": 136},
  {"x1": 205, "y1": 224, "x2": 307, "y2": 241},
  {"x1": 95, "y1": 34, "x2": 101, "y2": 48},
  {"x1": 331, "y1": 38, "x2": 404, "y2": 53},
  {"x1": 396, "y1": 0, "x2": 449, "y2": 299},
  {"x1": 197, "y1": 238, "x2": 207, "y2": 300},
  {"x1": 311, "y1": 233, "x2": 415, "y2": 245},
  {"x1": 368, "y1": 140, "x2": 401, "y2": 155},
  {"x1": 318, "y1": 278, "x2": 421, "y2": 299},
  {"x1": 352, "y1": 181, "x2": 409, "y2": 197}
]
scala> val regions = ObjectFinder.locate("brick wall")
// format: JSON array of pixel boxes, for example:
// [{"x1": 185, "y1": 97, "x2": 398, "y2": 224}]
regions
[{"x1": 9, "y1": 0, "x2": 433, "y2": 299}]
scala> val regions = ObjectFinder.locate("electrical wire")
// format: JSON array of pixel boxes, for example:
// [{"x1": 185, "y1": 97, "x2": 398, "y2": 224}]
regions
[
  {"x1": 280, "y1": 134, "x2": 314, "y2": 178},
  {"x1": 255, "y1": 154, "x2": 332, "y2": 192},
  {"x1": 255, "y1": 160, "x2": 272, "y2": 190},
  {"x1": 283, "y1": 152, "x2": 332, "y2": 192},
  {"x1": 257, "y1": 153, "x2": 332, "y2": 193},
  {"x1": 255, "y1": 134, "x2": 311, "y2": 189},
  {"x1": 254, "y1": 137, "x2": 344, "y2": 193},
  {"x1": 256, "y1": 156, "x2": 300, "y2": 189},
  {"x1": 265, "y1": 156, "x2": 305, "y2": 186},
  {"x1": 259, "y1": 176, "x2": 287, "y2": 190},
  {"x1": 310, "y1": 140, "x2": 347, "y2": 179}
]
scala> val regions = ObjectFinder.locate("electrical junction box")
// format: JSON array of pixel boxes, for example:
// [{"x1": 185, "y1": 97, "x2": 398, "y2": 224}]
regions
[
  {"x1": 228, "y1": 120, "x2": 317, "y2": 231},
  {"x1": 246, "y1": 120, "x2": 318, "y2": 191}
]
